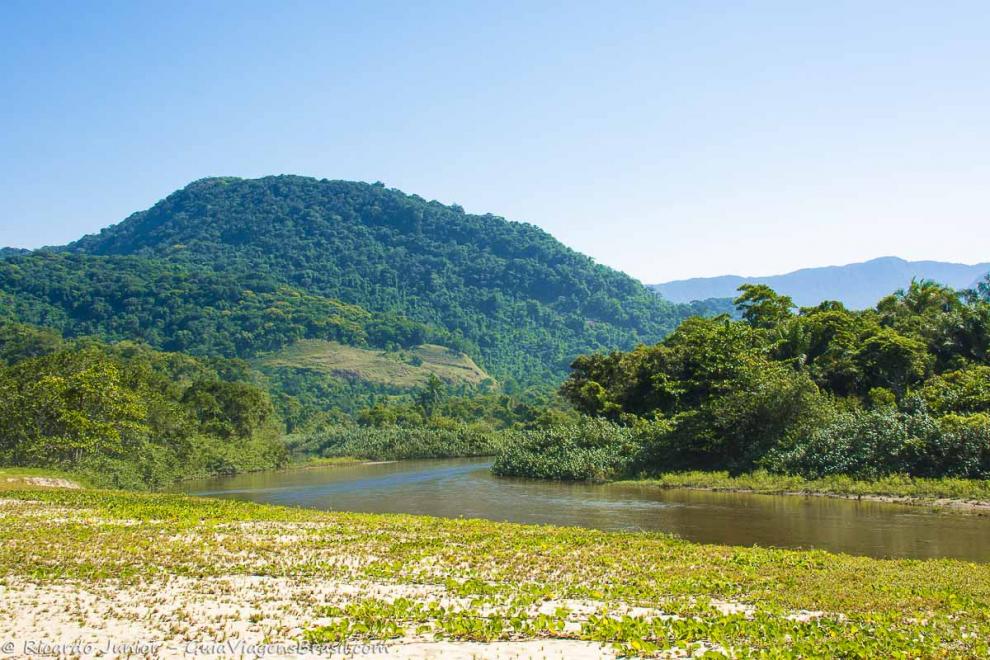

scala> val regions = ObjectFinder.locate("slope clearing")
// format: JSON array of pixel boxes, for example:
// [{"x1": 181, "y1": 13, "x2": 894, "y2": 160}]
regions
[{"x1": 258, "y1": 340, "x2": 491, "y2": 388}]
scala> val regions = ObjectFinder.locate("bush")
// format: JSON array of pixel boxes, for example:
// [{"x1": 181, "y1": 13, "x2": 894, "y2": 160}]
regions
[
  {"x1": 491, "y1": 418, "x2": 640, "y2": 481},
  {"x1": 286, "y1": 425, "x2": 518, "y2": 461},
  {"x1": 765, "y1": 406, "x2": 990, "y2": 480},
  {"x1": 920, "y1": 366, "x2": 990, "y2": 415}
]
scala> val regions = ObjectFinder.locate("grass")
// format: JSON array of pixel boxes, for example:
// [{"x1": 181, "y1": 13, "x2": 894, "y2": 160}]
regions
[
  {"x1": 258, "y1": 340, "x2": 491, "y2": 388},
  {"x1": 620, "y1": 470, "x2": 990, "y2": 505},
  {"x1": 0, "y1": 486, "x2": 989, "y2": 655}
]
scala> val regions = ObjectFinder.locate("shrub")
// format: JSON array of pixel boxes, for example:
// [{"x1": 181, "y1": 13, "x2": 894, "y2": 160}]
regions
[
  {"x1": 286, "y1": 425, "x2": 518, "y2": 461},
  {"x1": 920, "y1": 366, "x2": 990, "y2": 415},
  {"x1": 765, "y1": 406, "x2": 990, "y2": 480},
  {"x1": 491, "y1": 418, "x2": 640, "y2": 481}
]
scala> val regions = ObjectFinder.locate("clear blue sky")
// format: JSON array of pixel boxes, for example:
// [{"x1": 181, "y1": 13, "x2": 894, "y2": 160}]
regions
[{"x1": 2, "y1": 1, "x2": 988, "y2": 281}]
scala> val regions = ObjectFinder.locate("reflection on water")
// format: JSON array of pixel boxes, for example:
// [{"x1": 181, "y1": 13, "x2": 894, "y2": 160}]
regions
[{"x1": 180, "y1": 458, "x2": 990, "y2": 562}]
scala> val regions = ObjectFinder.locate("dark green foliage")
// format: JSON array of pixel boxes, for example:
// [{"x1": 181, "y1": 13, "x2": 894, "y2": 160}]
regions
[
  {"x1": 0, "y1": 252, "x2": 445, "y2": 357},
  {"x1": 353, "y1": 388, "x2": 570, "y2": 432},
  {"x1": 0, "y1": 176, "x2": 718, "y2": 437},
  {"x1": 56, "y1": 175, "x2": 692, "y2": 385},
  {"x1": 653, "y1": 359, "x2": 830, "y2": 472},
  {"x1": 263, "y1": 366, "x2": 387, "y2": 431},
  {"x1": 546, "y1": 280, "x2": 990, "y2": 479},
  {"x1": 0, "y1": 320, "x2": 62, "y2": 365},
  {"x1": 181, "y1": 380, "x2": 277, "y2": 439},
  {"x1": 0, "y1": 322, "x2": 286, "y2": 488},
  {"x1": 415, "y1": 374, "x2": 446, "y2": 419},
  {"x1": 765, "y1": 404, "x2": 990, "y2": 479},
  {"x1": 491, "y1": 418, "x2": 640, "y2": 480},
  {"x1": 920, "y1": 366, "x2": 990, "y2": 415},
  {"x1": 734, "y1": 284, "x2": 794, "y2": 329},
  {"x1": 286, "y1": 426, "x2": 519, "y2": 461}
]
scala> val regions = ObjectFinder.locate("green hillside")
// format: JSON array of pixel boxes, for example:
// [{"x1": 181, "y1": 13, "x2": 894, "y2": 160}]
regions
[
  {"x1": 0, "y1": 176, "x2": 711, "y2": 442},
  {"x1": 62, "y1": 175, "x2": 692, "y2": 385},
  {"x1": 0, "y1": 252, "x2": 446, "y2": 357}
]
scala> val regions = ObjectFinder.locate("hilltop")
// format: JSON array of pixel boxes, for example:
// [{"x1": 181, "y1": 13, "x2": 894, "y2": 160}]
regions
[{"x1": 52, "y1": 175, "x2": 691, "y2": 385}]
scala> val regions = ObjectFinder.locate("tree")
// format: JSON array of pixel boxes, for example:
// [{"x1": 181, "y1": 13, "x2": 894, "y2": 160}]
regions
[
  {"x1": 554, "y1": 277, "x2": 990, "y2": 478},
  {"x1": 415, "y1": 374, "x2": 447, "y2": 419},
  {"x1": 181, "y1": 380, "x2": 278, "y2": 439},
  {"x1": 977, "y1": 275, "x2": 990, "y2": 302},
  {"x1": 734, "y1": 285, "x2": 794, "y2": 329},
  {"x1": 855, "y1": 328, "x2": 930, "y2": 396},
  {"x1": 0, "y1": 321, "x2": 62, "y2": 365},
  {"x1": 0, "y1": 349, "x2": 149, "y2": 465},
  {"x1": 920, "y1": 366, "x2": 990, "y2": 415}
]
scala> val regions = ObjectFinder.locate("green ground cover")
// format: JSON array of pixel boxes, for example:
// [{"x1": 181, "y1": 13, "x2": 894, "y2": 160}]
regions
[
  {"x1": 620, "y1": 470, "x2": 990, "y2": 504},
  {"x1": 1, "y1": 487, "x2": 987, "y2": 656}
]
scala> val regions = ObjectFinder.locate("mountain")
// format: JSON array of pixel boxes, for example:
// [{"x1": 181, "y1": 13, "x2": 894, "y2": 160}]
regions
[
  {"x1": 652, "y1": 257, "x2": 990, "y2": 309},
  {"x1": 1, "y1": 175, "x2": 697, "y2": 387}
]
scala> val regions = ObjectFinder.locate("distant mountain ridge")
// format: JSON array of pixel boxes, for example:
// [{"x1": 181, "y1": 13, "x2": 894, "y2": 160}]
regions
[{"x1": 652, "y1": 257, "x2": 990, "y2": 309}]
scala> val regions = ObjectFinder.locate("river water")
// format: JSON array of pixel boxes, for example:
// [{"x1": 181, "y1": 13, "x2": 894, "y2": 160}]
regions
[{"x1": 180, "y1": 458, "x2": 990, "y2": 562}]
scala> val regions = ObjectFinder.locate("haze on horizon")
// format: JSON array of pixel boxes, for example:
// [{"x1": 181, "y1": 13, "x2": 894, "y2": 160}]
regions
[{"x1": 2, "y1": 0, "x2": 988, "y2": 282}]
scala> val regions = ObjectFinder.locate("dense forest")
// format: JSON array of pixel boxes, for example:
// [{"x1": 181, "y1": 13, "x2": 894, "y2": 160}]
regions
[
  {"x1": 0, "y1": 253, "x2": 449, "y2": 356},
  {"x1": 0, "y1": 176, "x2": 735, "y2": 441},
  {"x1": 56, "y1": 175, "x2": 726, "y2": 385},
  {"x1": 3, "y1": 175, "x2": 987, "y2": 489},
  {"x1": 0, "y1": 321, "x2": 286, "y2": 488},
  {"x1": 0, "y1": 317, "x2": 570, "y2": 487},
  {"x1": 495, "y1": 278, "x2": 990, "y2": 480}
]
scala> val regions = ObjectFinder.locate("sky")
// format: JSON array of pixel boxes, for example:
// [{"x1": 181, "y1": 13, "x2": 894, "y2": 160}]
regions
[{"x1": 1, "y1": 1, "x2": 988, "y2": 282}]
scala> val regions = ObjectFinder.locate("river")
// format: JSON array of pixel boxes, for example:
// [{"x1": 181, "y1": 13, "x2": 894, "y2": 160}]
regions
[{"x1": 180, "y1": 458, "x2": 990, "y2": 562}]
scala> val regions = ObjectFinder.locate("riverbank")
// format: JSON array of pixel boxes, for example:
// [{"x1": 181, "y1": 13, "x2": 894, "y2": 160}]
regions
[
  {"x1": 283, "y1": 456, "x2": 365, "y2": 470},
  {"x1": 1, "y1": 486, "x2": 988, "y2": 656},
  {"x1": 0, "y1": 467, "x2": 85, "y2": 491},
  {"x1": 618, "y1": 470, "x2": 990, "y2": 511}
]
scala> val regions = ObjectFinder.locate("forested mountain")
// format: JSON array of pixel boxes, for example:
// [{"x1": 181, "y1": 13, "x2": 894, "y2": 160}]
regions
[
  {"x1": 653, "y1": 257, "x2": 990, "y2": 309},
  {"x1": 22, "y1": 175, "x2": 695, "y2": 385}
]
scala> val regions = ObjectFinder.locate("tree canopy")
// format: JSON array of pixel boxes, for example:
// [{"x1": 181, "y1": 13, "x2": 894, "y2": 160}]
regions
[
  {"x1": 553, "y1": 279, "x2": 990, "y2": 478},
  {"x1": 49, "y1": 175, "x2": 700, "y2": 385}
]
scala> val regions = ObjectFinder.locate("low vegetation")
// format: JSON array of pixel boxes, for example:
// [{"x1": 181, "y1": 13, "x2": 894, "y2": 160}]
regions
[
  {"x1": 492, "y1": 418, "x2": 640, "y2": 481},
  {"x1": 258, "y1": 340, "x2": 492, "y2": 389},
  {"x1": 619, "y1": 470, "x2": 990, "y2": 504},
  {"x1": 286, "y1": 426, "x2": 521, "y2": 462},
  {"x1": 1, "y1": 487, "x2": 988, "y2": 656}
]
